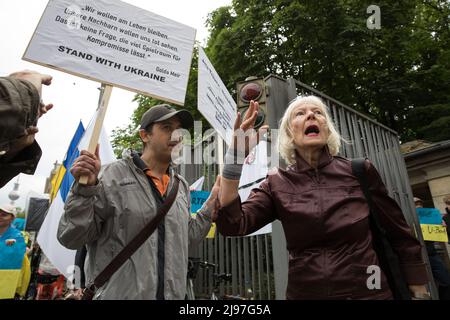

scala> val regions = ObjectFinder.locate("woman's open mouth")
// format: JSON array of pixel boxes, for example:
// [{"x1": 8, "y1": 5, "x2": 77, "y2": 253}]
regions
[{"x1": 304, "y1": 124, "x2": 320, "y2": 137}]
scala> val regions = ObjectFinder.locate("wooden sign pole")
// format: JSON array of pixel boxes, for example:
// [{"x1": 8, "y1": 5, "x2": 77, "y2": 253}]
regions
[
  {"x1": 217, "y1": 135, "x2": 224, "y2": 176},
  {"x1": 79, "y1": 84, "x2": 113, "y2": 185}
]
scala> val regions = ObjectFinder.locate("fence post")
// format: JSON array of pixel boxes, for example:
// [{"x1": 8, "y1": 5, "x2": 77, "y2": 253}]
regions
[{"x1": 264, "y1": 75, "x2": 294, "y2": 299}]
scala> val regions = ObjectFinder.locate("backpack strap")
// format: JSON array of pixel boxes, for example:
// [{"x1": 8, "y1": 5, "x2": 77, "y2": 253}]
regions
[
  {"x1": 351, "y1": 158, "x2": 411, "y2": 300},
  {"x1": 82, "y1": 175, "x2": 180, "y2": 300},
  {"x1": 351, "y1": 158, "x2": 387, "y2": 236}
]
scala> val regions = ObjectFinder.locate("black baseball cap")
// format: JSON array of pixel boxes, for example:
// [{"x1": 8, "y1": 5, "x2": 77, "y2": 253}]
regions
[{"x1": 140, "y1": 104, "x2": 194, "y2": 130}]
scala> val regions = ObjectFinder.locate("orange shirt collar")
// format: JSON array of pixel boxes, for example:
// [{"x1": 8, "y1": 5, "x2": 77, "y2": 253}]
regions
[{"x1": 145, "y1": 169, "x2": 170, "y2": 196}]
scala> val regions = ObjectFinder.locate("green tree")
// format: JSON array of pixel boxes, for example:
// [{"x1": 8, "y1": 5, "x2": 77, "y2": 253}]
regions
[
  {"x1": 112, "y1": 0, "x2": 450, "y2": 153},
  {"x1": 205, "y1": 0, "x2": 450, "y2": 142},
  {"x1": 404, "y1": 0, "x2": 450, "y2": 142}
]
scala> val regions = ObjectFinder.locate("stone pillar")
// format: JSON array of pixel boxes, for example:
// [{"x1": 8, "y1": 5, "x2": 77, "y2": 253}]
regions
[
  {"x1": 427, "y1": 176, "x2": 450, "y2": 270},
  {"x1": 429, "y1": 176, "x2": 450, "y2": 213}
]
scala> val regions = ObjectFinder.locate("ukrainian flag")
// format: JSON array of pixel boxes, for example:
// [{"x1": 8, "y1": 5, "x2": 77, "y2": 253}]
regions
[
  {"x1": 0, "y1": 226, "x2": 26, "y2": 299},
  {"x1": 36, "y1": 121, "x2": 85, "y2": 281},
  {"x1": 49, "y1": 121, "x2": 85, "y2": 203}
]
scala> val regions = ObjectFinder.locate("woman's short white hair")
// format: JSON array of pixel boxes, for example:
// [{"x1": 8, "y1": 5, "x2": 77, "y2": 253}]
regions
[{"x1": 278, "y1": 95, "x2": 342, "y2": 165}]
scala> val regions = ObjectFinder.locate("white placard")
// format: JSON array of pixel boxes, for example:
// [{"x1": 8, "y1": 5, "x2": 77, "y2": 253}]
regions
[
  {"x1": 238, "y1": 141, "x2": 272, "y2": 236},
  {"x1": 198, "y1": 47, "x2": 236, "y2": 145},
  {"x1": 23, "y1": 0, "x2": 196, "y2": 105}
]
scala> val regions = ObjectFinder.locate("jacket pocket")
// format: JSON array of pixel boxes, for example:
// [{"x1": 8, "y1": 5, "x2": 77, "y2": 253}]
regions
[{"x1": 287, "y1": 251, "x2": 324, "y2": 297}]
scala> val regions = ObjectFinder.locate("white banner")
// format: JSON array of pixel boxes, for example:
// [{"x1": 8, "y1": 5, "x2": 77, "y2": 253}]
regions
[
  {"x1": 238, "y1": 141, "x2": 272, "y2": 236},
  {"x1": 23, "y1": 0, "x2": 196, "y2": 105},
  {"x1": 198, "y1": 47, "x2": 236, "y2": 145},
  {"x1": 189, "y1": 176, "x2": 205, "y2": 191}
]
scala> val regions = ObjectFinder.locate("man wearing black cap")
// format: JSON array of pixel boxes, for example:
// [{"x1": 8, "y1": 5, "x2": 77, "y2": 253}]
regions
[{"x1": 57, "y1": 104, "x2": 219, "y2": 300}]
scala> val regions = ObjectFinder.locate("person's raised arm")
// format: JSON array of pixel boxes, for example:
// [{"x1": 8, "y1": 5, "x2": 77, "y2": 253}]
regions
[
  {"x1": 216, "y1": 100, "x2": 275, "y2": 236},
  {"x1": 220, "y1": 100, "x2": 268, "y2": 206}
]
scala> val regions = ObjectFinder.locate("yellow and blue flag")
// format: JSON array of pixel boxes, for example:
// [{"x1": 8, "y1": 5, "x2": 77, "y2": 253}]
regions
[
  {"x1": 50, "y1": 121, "x2": 85, "y2": 203},
  {"x1": 36, "y1": 121, "x2": 84, "y2": 280},
  {"x1": 0, "y1": 226, "x2": 26, "y2": 299}
]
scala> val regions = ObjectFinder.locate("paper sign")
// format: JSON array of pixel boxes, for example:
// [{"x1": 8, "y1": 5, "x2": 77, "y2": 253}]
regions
[
  {"x1": 198, "y1": 47, "x2": 236, "y2": 145},
  {"x1": 238, "y1": 141, "x2": 272, "y2": 236},
  {"x1": 190, "y1": 190, "x2": 216, "y2": 238},
  {"x1": 23, "y1": 0, "x2": 196, "y2": 105},
  {"x1": 421, "y1": 224, "x2": 448, "y2": 242},
  {"x1": 190, "y1": 191, "x2": 210, "y2": 214},
  {"x1": 416, "y1": 208, "x2": 443, "y2": 225}
]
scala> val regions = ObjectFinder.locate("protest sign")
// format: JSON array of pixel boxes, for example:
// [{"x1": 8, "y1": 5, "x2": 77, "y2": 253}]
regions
[
  {"x1": 190, "y1": 190, "x2": 216, "y2": 239},
  {"x1": 416, "y1": 207, "x2": 443, "y2": 225},
  {"x1": 23, "y1": 0, "x2": 196, "y2": 105},
  {"x1": 238, "y1": 141, "x2": 272, "y2": 236},
  {"x1": 421, "y1": 224, "x2": 448, "y2": 242},
  {"x1": 198, "y1": 47, "x2": 236, "y2": 145},
  {"x1": 190, "y1": 191, "x2": 210, "y2": 215},
  {"x1": 416, "y1": 208, "x2": 447, "y2": 242}
]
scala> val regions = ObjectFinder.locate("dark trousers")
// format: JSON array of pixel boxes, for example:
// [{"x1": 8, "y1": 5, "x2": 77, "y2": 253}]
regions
[{"x1": 429, "y1": 254, "x2": 450, "y2": 300}]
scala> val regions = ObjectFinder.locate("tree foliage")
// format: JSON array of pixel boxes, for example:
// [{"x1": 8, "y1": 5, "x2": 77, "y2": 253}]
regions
[{"x1": 205, "y1": 0, "x2": 450, "y2": 142}]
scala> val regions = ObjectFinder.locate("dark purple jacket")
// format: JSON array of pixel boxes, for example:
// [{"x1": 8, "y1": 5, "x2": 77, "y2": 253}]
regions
[{"x1": 216, "y1": 147, "x2": 428, "y2": 299}]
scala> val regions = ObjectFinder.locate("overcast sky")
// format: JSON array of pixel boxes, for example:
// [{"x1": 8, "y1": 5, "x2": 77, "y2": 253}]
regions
[{"x1": 0, "y1": 0, "x2": 231, "y2": 209}]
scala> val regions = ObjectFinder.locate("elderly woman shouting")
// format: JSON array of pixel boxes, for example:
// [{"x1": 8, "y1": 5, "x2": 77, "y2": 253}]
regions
[{"x1": 215, "y1": 95, "x2": 430, "y2": 300}]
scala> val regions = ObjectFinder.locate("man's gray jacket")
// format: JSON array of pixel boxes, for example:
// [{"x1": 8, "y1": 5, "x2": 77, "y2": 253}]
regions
[{"x1": 57, "y1": 153, "x2": 212, "y2": 299}]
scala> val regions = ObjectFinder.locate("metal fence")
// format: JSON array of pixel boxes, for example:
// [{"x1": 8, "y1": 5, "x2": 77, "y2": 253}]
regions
[
  {"x1": 179, "y1": 74, "x2": 436, "y2": 300},
  {"x1": 180, "y1": 131, "x2": 275, "y2": 299}
]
